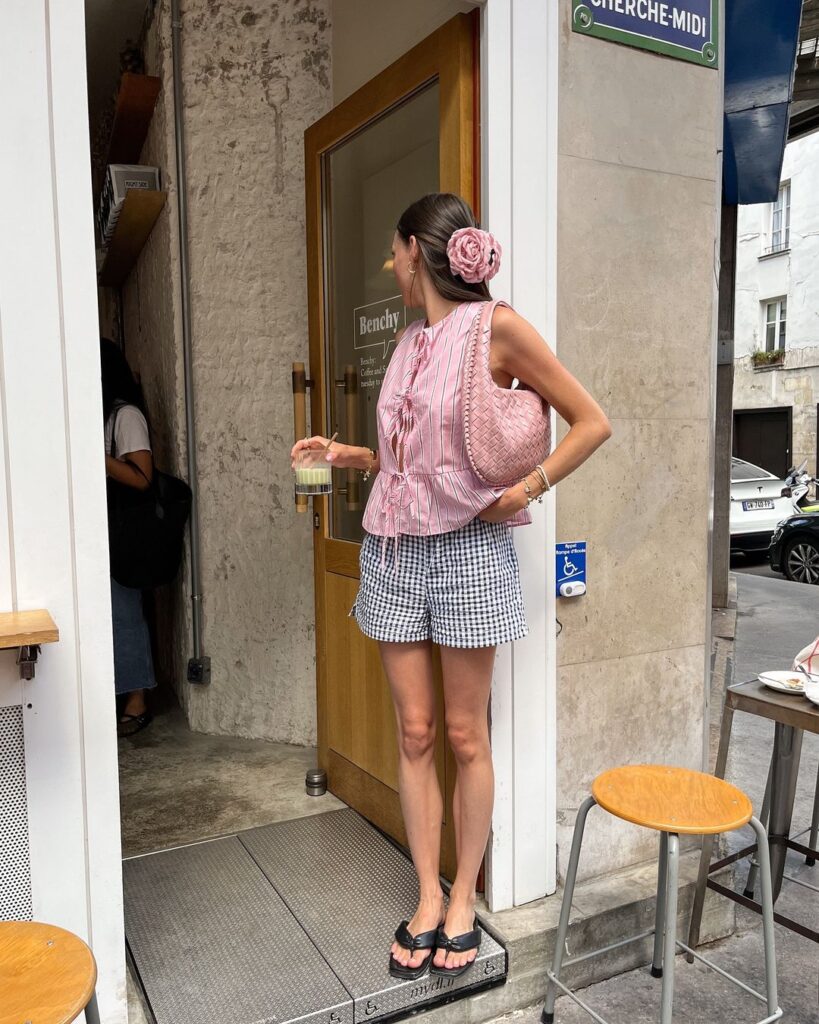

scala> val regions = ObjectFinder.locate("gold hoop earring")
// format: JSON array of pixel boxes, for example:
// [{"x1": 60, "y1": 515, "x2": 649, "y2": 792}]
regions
[{"x1": 408, "y1": 262, "x2": 417, "y2": 275}]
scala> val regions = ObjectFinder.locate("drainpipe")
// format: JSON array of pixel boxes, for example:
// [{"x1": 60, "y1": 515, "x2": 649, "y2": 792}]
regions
[{"x1": 171, "y1": 0, "x2": 209, "y2": 685}]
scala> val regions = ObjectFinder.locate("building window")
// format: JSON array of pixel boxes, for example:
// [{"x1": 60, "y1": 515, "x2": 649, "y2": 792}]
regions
[
  {"x1": 764, "y1": 297, "x2": 787, "y2": 351},
  {"x1": 767, "y1": 181, "x2": 791, "y2": 254}
]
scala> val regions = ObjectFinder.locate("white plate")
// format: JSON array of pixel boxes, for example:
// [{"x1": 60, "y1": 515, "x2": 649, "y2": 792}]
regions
[
  {"x1": 758, "y1": 670, "x2": 807, "y2": 694},
  {"x1": 804, "y1": 680, "x2": 819, "y2": 708}
]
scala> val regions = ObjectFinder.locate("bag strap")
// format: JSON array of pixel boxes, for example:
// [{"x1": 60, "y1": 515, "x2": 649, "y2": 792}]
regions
[
  {"x1": 110, "y1": 405, "x2": 120, "y2": 460},
  {"x1": 476, "y1": 299, "x2": 503, "y2": 338},
  {"x1": 471, "y1": 299, "x2": 535, "y2": 393}
]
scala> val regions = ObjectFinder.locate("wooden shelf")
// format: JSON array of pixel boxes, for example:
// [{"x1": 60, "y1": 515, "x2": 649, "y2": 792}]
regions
[
  {"x1": 0, "y1": 610, "x2": 58, "y2": 650},
  {"x1": 98, "y1": 189, "x2": 167, "y2": 287},
  {"x1": 106, "y1": 72, "x2": 161, "y2": 166}
]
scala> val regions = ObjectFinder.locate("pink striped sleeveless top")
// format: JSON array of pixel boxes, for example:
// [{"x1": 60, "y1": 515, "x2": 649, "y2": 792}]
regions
[{"x1": 362, "y1": 299, "x2": 532, "y2": 572}]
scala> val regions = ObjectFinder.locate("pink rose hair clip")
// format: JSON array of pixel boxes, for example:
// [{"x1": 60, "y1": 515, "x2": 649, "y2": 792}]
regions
[{"x1": 446, "y1": 226, "x2": 502, "y2": 284}]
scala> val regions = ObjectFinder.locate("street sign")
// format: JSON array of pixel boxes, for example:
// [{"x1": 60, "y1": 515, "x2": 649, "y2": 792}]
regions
[
  {"x1": 556, "y1": 541, "x2": 587, "y2": 597},
  {"x1": 572, "y1": 0, "x2": 718, "y2": 68}
]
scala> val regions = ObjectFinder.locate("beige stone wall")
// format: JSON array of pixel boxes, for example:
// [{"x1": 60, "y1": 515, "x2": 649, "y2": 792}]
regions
[
  {"x1": 555, "y1": 2, "x2": 721, "y2": 879},
  {"x1": 122, "y1": 0, "x2": 332, "y2": 743},
  {"x1": 734, "y1": 350, "x2": 819, "y2": 475}
]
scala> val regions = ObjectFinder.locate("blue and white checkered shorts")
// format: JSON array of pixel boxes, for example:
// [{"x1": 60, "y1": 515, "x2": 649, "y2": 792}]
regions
[{"x1": 348, "y1": 517, "x2": 528, "y2": 648}]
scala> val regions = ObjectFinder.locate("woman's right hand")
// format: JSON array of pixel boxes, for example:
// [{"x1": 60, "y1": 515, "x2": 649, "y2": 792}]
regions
[{"x1": 291, "y1": 435, "x2": 356, "y2": 469}]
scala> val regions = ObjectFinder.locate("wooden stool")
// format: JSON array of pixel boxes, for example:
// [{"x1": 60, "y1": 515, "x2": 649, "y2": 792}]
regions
[
  {"x1": 541, "y1": 765, "x2": 781, "y2": 1024},
  {"x1": 0, "y1": 922, "x2": 100, "y2": 1024}
]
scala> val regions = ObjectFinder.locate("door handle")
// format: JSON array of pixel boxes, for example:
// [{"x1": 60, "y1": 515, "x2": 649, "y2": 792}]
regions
[
  {"x1": 292, "y1": 362, "x2": 314, "y2": 513},
  {"x1": 335, "y1": 364, "x2": 361, "y2": 511}
]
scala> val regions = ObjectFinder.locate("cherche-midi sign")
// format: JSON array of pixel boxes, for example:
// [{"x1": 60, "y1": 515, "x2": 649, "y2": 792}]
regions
[{"x1": 572, "y1": 0, "x2": 718, "y2": 68}]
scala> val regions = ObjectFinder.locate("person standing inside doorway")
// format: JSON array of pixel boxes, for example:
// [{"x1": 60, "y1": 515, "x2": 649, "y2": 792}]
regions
[
  {"x1": 291, "y1": 193, "x2": 611, "y2": 979},
  {"x1": 101, "y1": 338, "x2": 157, "y2": 737}
]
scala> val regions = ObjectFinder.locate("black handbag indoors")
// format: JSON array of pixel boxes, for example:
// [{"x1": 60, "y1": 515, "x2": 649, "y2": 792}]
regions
[{"x1": 107, "y1": 406, "x2": 192, "y2": 589}]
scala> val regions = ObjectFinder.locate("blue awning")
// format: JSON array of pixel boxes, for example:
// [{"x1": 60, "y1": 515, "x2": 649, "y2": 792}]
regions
[{"x1": 723, "y1": 0, "x2": 803, "y2": 204}]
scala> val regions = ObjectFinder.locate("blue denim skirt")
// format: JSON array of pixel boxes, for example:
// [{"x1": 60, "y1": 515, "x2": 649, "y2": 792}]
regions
[{"x1": 110, "y1": 578, "x2": 157, "y2": 695}]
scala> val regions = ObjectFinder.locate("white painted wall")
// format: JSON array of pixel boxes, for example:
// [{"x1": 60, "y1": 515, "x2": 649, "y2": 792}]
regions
[
  {"x1": 0, "y1": 1, "x2": 125, "y2": 1020},
  {"x1": 733, "y1": 131, "x2": 819, "y2": 476},
  {"x1": 481, "y1": 0, "x2": 558, "y2": 910},
  {"x1": 735, "y1": 132, "x2": 819, "y2": 357}
]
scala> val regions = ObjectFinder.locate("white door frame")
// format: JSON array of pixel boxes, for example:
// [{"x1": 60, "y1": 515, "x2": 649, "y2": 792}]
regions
[
  {"x1": 0, "y1": 1, "x2": 125, "y2": 1020},
  {"x1": 479, "y1": 0, "x2": 559, "y2": 910}
]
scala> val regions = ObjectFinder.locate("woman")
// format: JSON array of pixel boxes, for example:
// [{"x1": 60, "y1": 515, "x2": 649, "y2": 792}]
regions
[
  {"x1": 291, "y1": 193, "x2": 611, "y2": 979},
  {"x1": 101, "y1": 338, "x2": 157, "y2": 737}
]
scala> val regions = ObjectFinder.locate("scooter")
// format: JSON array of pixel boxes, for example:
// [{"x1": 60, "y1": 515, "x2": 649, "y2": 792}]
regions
[{"x1": 781, "y1": 460, "x2": 819, "y2": 514}]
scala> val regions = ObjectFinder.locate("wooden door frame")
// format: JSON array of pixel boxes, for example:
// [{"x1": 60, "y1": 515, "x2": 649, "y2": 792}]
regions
[{"x1": 304, "y1": 12, "x2": 479, "y2": 884}]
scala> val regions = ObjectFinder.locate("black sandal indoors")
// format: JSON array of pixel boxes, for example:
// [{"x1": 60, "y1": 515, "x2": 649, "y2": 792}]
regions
[
  {"x1": 388, "y1": 919, "x2": 442, "y2": 980},
  {"x1": 117, "y1": 711, "x2": 153, "y2": 738},
  {"x1": 429, "y1": 918, "x2": 482, "y2": 978}
]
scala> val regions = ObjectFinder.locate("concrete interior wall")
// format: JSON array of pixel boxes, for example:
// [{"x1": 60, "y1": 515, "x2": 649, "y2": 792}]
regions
[
  {"x1": 117, "y1": 1, "x2": 188, "y2": 729},
  {"x1": 114, "y1": 0, "x2": 332, "y2": 743},
  {"x1": 554, "y1": 1, "x2": 721, "y2": 880}
]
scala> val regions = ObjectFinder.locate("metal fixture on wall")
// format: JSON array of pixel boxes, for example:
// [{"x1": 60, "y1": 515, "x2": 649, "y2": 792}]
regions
[{"x1": 171, "y1": 0, "x2": 209, "y2": 685}]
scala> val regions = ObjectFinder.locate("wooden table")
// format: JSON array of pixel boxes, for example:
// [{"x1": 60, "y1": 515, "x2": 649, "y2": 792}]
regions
[{"x1": 688, "y1": 677, "x2": 819, "y2": 949}]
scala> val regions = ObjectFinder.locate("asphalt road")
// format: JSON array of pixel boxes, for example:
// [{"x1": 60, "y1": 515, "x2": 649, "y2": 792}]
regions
[
  {"x1": 731, "y1": 549, "x2": 780, "y2": 579},
  {"x1": 733, "y1": 570, "x2": 819, "y2": 680}
]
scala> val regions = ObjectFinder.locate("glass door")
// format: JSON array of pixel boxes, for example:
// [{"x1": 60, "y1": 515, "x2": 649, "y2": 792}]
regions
[
  {"x1": 324, "y1": 83, "x2": 438, "y2": 542},
  {"x1": 303, "y1": 12, "x2": 479, "y2": 882}
]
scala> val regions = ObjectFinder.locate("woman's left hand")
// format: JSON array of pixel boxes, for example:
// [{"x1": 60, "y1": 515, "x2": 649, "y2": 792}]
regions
[{"x1": 477, "y1": 482, "x2": 529, "y2": 523}]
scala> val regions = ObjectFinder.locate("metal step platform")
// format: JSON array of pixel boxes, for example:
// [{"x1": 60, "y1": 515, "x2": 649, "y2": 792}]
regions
[{"x1": 124, "y1": 808, "x2": 508, "y2": 1024}]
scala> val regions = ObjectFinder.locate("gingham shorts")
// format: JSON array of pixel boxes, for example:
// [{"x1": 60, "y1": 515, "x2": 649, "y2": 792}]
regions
[{"x1": 348, "y1": 517, "x2": 528, "y2": 648}]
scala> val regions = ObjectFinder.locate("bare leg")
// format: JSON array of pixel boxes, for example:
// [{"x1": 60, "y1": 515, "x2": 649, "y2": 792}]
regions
[
  {"x1": 434, "y1": 643, "x2": 496, "y2": 971},
  {"x1": 379, "y1": 639, "x2": 446, "y2": 971},
  {"x1": 122, "y1": 688, "x2": 147, "y2": 717}
]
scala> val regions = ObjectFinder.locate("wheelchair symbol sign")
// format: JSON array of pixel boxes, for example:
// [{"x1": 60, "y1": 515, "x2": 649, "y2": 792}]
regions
[{"x1": 555, "y1": 541, "x2": 586, "y2": 596}]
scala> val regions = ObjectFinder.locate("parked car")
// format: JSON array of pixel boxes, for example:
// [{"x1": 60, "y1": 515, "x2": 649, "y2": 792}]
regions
[
  {"x1": 769, "y1": 513, "x2": 819, "y2": 584},
  {"x1": 730, "y1": 458, "x2": 794, "y2": 553}
]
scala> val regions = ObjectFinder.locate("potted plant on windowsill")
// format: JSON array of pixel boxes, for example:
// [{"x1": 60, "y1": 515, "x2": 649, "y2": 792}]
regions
[{"x1": 751, "y1": 348, "x2": 786, "y2": 369}]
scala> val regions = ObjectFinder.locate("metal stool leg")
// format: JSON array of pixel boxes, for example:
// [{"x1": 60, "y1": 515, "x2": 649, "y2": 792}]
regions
[
  {"x1": 748, "y1": 816, "x2": 780, "y2": 1018},
  {"x1": 541, "y1": 796, "x2": 596, "y2": 1024},
  {"x1": 659, "y1": 833, "x2": 680, "y2": 1024},
  {"x1": 744, "y1": 750, "x2": 773, "y2": 897},
  {"x1": 688, "y1": 700, "x2": 734, "y2": 957},
  {"x1": 807, "y1": 764, "x2": 819, "y2": 867},
  {"x1": 84, "y1": 991, "x2": 101, "y2": 1024},
  {"x1": 651, "y1": 831, "x2": 668, "y2": 979}
]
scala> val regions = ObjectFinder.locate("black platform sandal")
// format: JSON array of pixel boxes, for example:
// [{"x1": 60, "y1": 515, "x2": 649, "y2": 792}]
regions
[
  {"x1": 117, "y1": 711, "x2": 153, "y2": 738},
  {"x1": 429, "y1": 918, "x2": 481, "y2": 977},
  {"x1": 388, "y1": 919, "x2": 442, "y2": 980}
]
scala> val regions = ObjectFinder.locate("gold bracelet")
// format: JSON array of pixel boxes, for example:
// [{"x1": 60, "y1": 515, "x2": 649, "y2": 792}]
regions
[
  {"x1": 523, "y1": 472, "x2": 544, "y2": 506},
  {"x1": 534, "y1": 465, "x2": 551, "y2": 493},
  {"x1": 362, "y1": 448, "x2": 376, "y2": 481}
]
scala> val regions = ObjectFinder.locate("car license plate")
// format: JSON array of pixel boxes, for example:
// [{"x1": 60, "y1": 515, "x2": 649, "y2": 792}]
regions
[{"x1": 742, "y1": 499, "x2": 774, "y2": 511}]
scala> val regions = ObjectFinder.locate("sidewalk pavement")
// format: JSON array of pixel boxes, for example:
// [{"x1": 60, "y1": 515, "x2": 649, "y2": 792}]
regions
[{"x1": 489, "y1": 572, "x2": 819, "y2": 1024}]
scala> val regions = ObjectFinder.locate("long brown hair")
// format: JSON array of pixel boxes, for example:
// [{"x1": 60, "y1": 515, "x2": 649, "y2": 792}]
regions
[{"x1": 396, "y1": 193, "x2": 492, "y2": 302}]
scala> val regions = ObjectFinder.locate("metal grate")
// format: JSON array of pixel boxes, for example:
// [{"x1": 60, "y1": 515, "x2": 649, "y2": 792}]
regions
[
  {"x1": 241, "y1": 810, "x2": 507, "y2": 1021},
  {"x1": 124, "y1": 836, "x2": 352, "y2": 1024},
  {"x1": 125, "y1": 810, "x2": 507, "y2": 1024},
  {"x1": 0, "y1": 705, "x2": 32, "y2": 920}
]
